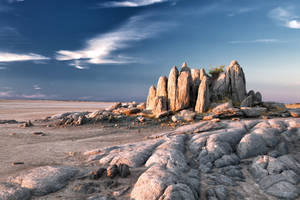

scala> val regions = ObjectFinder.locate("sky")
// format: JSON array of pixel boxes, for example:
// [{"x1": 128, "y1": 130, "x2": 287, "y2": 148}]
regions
[{"x1": 0, "y1": 0, "x2": 299, "y2": 103}]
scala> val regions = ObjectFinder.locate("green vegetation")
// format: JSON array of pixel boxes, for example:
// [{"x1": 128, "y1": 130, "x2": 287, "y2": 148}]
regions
[{"x1": 209, "y1": 65, "x2": 225, "y2": 77}]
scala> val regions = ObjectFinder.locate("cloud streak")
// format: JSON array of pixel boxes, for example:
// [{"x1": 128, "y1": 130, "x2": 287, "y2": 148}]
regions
[
  {"x1": 269, "y1": 7, "x2": 300, "y2": 29},
  {"x1": 56, "y1": 15, "x2": 174, "y2": 67},
  {"x1": 0, "y1": 52, "x2": 50, "y2": 62},
  {"x1": 229, "y1": 39, "x2": 282, "y2": 44},
  {"x1": 100, "y1": 0, "x2": 171, "y2": 8}
]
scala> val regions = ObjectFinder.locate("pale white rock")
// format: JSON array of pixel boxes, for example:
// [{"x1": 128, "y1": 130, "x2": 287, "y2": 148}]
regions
[
  {"x1": 212, "y1": 101, "x2": 233, "y2": 114},
  {"x1": 145, "y1": 135, "x2": 188, "y2": 171},
  {"x1": 9, "y1": 166, "x2": 78, "y2": 196}
]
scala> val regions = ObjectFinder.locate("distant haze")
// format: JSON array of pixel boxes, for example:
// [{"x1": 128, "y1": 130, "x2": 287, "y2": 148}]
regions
[{"x1": 0, "y1": 0, "x2": 299, "y2": 103}]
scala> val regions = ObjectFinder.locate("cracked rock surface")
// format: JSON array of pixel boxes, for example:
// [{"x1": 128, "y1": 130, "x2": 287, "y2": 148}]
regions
[{"x1": 2, "y1": 118, "x2": 300, "y2": 200}]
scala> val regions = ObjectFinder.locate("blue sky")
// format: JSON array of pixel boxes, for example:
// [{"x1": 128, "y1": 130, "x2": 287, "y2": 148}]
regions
[{"x1": 0, "y1": 0, "x2": 299, "y2": 102}]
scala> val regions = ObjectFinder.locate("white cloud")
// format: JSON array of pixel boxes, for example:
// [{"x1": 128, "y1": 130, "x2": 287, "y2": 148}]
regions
[
  {"x1": 69, "y1": 60, "x2": 88, "y2": 70},
  {"x1": 0, "y1": 90, "x2": 49, "y2": 99},
  {"x1": 33, "y1": 85, "x2": 41, "y2": 90},
  {"x1": 0, "y1": 52, "x2": 50, "y2": 62},
  {"x1": 287, "y1": 20, "x2": 300, "y2": 29},
  {"x1": 56, "y1": 15, "x2": 173, "y2": 65},
  {"x1": 229, "y1": 39, "x2": 282, "y2": 44},
  {"x1": 100, "y1": 0, "x2": 170, "y2": 8},
  {"x1": 21, "y1": 94, "x2": 47, "y2": 99},
  {"x1": 269, "y1": 7, "x2": 300, "y2": 29}
]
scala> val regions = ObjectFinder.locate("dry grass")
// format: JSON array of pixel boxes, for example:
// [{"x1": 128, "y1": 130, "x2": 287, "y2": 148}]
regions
[{"x1": 286, "y1": 103, "x2": 300, "y2": 109}]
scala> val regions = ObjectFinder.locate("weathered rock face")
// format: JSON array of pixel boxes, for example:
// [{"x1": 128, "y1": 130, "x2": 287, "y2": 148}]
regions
[
  {"x1": 147, "y1": 60, "x2": 261, "y2": 115},
  {"x1": 168, "y1": 66, "x2": 179, "y2": 111},
  {"x1": 154, "y1": 96, "x2": 168, "y2": 115},
  {"x1": 211, "y1": 72, "x2": 226, "y2": 101},
  {"x1": 225, "y1": 60, "x2": 247, "y2": 103},
  {"x1": 156, "y1": 76, "x2": 168, "y2": 98},
  {"x1": 199, "y1": 68, "x2": 207, "y2": 81},
  {"x1": 195, "y1": 76, "x2": 210, "y2": 113},
  {"x1": 191, "y1": 69, "x2": 201, "y2": 107},
  {"x1": 146, "y1": 85, "x2": 156, "y2": 110},
  {"x1": 176, "y1": 71, "x2": 191, "y2": 111}
]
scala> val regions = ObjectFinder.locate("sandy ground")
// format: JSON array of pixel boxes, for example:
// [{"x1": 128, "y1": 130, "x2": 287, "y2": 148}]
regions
[
  {"x1": 0, "y1": 100, "x2": 174, "y2": 182},
  {"x1": 0, "y1": 100, "x2": 114, "y2": 121}
]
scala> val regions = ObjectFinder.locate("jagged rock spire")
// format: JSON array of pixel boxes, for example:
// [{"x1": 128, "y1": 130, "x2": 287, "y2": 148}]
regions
[
  {"x1": 156, "y1": 76, "x2": 168, "y2": 98},
  {"x1": 146, "y1": 85, "x2": 156, "y2": 110},
  {"x1": 225, "y1": 60, "x2": 247, "y2": 102},
  {"x1": 168, "y1": 66, "x2": 179, "y2": 111},
  {"x1": 195, "y1": 75, "x2": 210, "y2": 113}
]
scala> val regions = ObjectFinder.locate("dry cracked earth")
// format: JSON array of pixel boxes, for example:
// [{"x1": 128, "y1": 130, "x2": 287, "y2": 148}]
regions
[{"x1": 1, "y1": 118, "x2": 300, "y2": 200}]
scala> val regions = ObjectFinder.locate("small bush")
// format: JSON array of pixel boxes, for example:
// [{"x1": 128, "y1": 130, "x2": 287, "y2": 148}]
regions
[{"x1": 209, "y1": 65, "x2": 225, "y2": 77}]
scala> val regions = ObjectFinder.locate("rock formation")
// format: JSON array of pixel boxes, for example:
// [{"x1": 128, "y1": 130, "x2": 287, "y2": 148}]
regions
[
  {"x1": 156, "y1": 76, "x2": 168, "y2": 98},
  {"x1": 195, "y1": 76, "x2": 210, "y2": 113},
  {"x1": 146, "y1": 60, "x2": 262, "y2": 116},
  {"x1": 176, "y1": 71, "x2": 191, "y2": 111},
  {"x1": 146, "y1": 85, "x2": 156, "y2": 110},
  {"x1": 167, "y1": 66, "x2": 179, "y2": 111},
  {"x1": 225, "y1": 60, "x2": 247, "y2": 102}
]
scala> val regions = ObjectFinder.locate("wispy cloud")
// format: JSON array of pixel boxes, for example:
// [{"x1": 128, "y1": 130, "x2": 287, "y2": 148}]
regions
[
  {"x1": 100, "y1": 0, "x2": 171, "y2": 8},
  {"x1": 229, "y1": 39, "x2": 282, "y2": 44},
  {"x1": 0, "y1": 89, "x2": 49, "y2": 99},
  {"x1": 33, "y1": 84, "x2": 41, "y2": 90},
  {"x1": 227, "y1": 7, "x2": 259, "y2": 17},
  {"x1": 0, "y1": 52, "x2": 50, "y2": 62},
  {"x1": 69, "y1": 60, "x2": 88, "y2": 70},
  {"x1": 269, "y1": 7, "x2": 300, "y2": 29},
  {"x1": 0, "y1": 91, "x2": 13, "y2": 97},
  {"x1": 56, "y1": 15, "x2": 174, "y2": 67}
]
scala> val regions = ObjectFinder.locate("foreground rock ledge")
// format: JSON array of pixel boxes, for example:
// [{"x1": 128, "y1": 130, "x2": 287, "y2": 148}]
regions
[{"x1": 4, "y1": 118, "x2": 300, "y2": 200}]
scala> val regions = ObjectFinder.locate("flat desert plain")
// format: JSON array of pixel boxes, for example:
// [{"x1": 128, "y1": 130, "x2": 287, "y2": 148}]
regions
[{"x1": 0, "y1": 100, "x2": 173, "y2": 182}]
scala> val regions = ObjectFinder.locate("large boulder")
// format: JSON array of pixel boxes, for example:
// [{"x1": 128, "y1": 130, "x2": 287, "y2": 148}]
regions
[
  {"x1": 225, "y1": 60, "x2": 247, "y2": 103},
  {"x1": 168, "y1": 66, "x2": 179, "y2": 111},
  {"x1": 157, "y1": 76, "x2": 168, "y2": 98},
  {"x1": 195, "y1": 76, "x2": 210, "y2": 113},
  {"x1": 171, "y1": 109, "x2": 196, "y2": 122},
  {"x1": 241, "y1": 107, "x2": 267, "y2": 117},
  {"x1": 175, "y1": 71, "x2": 191, "y2": 111},
  {"x1": 146, "y1": 85, "x2": 157, "y2": 110},
  {"x1": 240, "y1": 95, "x2": 254, "y2": 107},
  {"x1": 9, "y1": 166, "x2": 78, "y2": 196}
]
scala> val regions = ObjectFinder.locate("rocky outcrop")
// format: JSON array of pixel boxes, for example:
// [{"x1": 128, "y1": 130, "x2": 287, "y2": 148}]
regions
[
  {"x1": 144, "y1": 60, "x2": 266, "y2": 118},
  {"x1": 225, "y1": 60, "x2": 247, "y2": 103},
  {"x1": 5, "y1": 118, "x2": 300, "y2": 199},
  {"x1": 195, "y1": 76, "x2": 210, "y2": 113}
]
